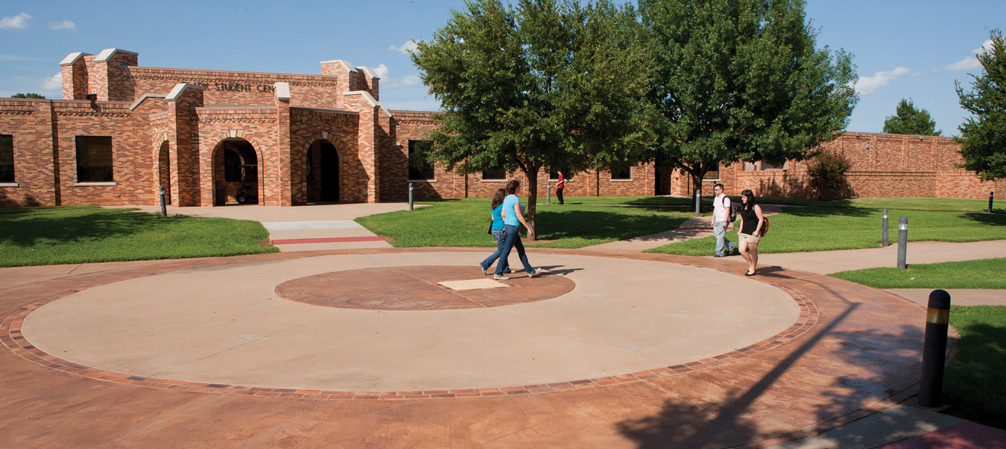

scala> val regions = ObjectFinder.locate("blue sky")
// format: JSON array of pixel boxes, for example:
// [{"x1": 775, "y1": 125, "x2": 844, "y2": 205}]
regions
[{"x1": 1, "y1": 0, "x2": 1002, "y2": 135}]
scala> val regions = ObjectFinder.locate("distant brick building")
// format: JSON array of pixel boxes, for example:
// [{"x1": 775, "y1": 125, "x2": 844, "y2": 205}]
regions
[{"x1": 0, "y1": 48, "x2": 1000, "y2": 207}]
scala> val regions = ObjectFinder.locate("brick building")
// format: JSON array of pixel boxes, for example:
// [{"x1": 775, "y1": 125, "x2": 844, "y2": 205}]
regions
[{"x1": 0, "y1": 48, "x2": 1000, "y2": 207}]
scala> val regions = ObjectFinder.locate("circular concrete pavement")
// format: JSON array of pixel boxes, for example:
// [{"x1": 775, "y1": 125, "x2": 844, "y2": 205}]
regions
[{"x1": 20, "y1": 251, "x2": 802, "y2": 393}]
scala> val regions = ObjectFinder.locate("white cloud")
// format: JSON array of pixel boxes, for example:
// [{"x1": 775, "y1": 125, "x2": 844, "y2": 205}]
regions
[
  {"x1": 851, "y1": 66, "x2": 910, "y2": 96},
  {"x1": 374, "y1": 63, "x2": 389, "y2": 79},
  {"x1": 945, "y1": 39, "x2": 994, "y2": 71},
  {"x1": 41, "y1": 73, "x2": 62, "y2": 91},
  {"x1": 388, "y1": 40, "x2": 418, "y2": 55},
  {"x1": 0, "y1": 12, "x2": 32, "y2": 29},
  {"x1": 402, "y1": 75, "x2": 421, "y2": 86},
  {"x1": 49, "y1": 20, "x2": 75, "y2": 30}
]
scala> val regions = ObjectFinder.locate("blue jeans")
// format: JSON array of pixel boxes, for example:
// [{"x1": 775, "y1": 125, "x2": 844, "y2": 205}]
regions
[
  {"x1": 714, "y1": 220, "x2": 736, "y2": 256},
  {"x1": 480, "y1": 229, "x2": 510, "y2": 272},
  {"x1": 496, "y1": 224, "x2": 534, "y2": 275}
]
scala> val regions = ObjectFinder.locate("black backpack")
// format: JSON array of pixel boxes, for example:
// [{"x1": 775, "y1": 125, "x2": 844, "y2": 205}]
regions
[{"x1": 723, "y1": 197, "x2": 736, "y2": 223}]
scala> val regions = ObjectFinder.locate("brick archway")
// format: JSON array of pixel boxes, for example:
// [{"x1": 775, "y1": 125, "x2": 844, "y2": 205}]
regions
[
  {"x1": 305, "y1": 139, "x2": 340, "y2": 203},
  {"x1": 211, "y1": 138, "x2": 261, "y2": 205}
]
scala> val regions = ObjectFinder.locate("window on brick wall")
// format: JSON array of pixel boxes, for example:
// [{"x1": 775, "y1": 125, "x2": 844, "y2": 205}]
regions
[
  {"x1": 0, "y1": 134, "x2": 13, "y2": 183},
  {"x1": 611, "y1": 163, "x2": 631, "y2": 180},
  {"x1": 75, "y1": 136, "x2": 113, "y2": 182},
  {"x1": 408, "y1": 140, "x2": 435, "y2": 180},
  {"x1": 703, "y1": 163, "x2": 721, "y2": 179},
  {"x1": 760, "y1": 160, "x2": 787, "y2": 170},
  {"x1": 482, "y1": 166, "x2": 506, "y2": 181}
]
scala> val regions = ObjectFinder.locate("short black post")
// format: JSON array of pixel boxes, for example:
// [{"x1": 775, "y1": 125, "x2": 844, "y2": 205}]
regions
[
  {"x1": 919, "y1": 289, "x2": 951, "y2": 407},
  {"x1": 989, "y1": 191, "x2": 995, "y2": 214},
  {"x1": 882, "y1": 208, "x2": 889, "y2": 247},
  {"x1": 408, "y1": 182, "x2": 414, "y2": 211},
  {"x1": 694, "y1": 188, "x2": 701, "y2": 218},
  {"x1": 897, "y1": 216, "x2": 908, "y2": 269},
  {"x1": 158, "y1": 185, "x2": 167, "y2": 217}
]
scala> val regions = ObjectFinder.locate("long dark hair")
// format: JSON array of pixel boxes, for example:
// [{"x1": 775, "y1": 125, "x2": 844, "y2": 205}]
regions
[
  {"x1": 740, "y1": 189, "x2": 757, "y2": 211},
  {"x1": 491, "y1": 188, "x2": 506, "y2": 210},
  {"x1": 505, "y1": 179, "x2": 520, "y2": 195}
]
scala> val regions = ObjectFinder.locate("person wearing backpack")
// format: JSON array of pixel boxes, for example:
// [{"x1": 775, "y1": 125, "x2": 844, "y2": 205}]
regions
[
  {"x1": 711, "y1": 183, "x2": 737, "y2": 257},
  {"x1": 737, "y1": 189, "x2": 766, "y2": 276}
]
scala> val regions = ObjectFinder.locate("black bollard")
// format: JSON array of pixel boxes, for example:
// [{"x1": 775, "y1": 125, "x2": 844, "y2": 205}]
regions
[
  {"x1": 408, "y1": 182, "x2": 414, "y2": 211},
  {"x1": 882, "y1": 208, "x2": 889, "y2": 247},
  {"x1": 897, "y1": 216, "x2": 908, "y2": 269},
  {"x1": 158, "y1": 185, "x2": 167, "y2": 217},
  {"x1": 547, "y1": 181, "x2": 551, "y2": 205},
  {"x1": 919, "y1": 289, "x2": 951, "y2": 407},
  {"x1": 989, "y1": 191, "x2": 995, "y2": 214}
]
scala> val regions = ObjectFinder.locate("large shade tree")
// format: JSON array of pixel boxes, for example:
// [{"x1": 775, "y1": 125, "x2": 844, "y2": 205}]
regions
[
  {"x1": 412, "y1": 0, "x2": 653, "y2": 239},
  {"x1": 639, "y1": 0, "x2": 858, "y2": 210},
  {"x1": 956, "y1": 29, "x2": 1006, "y2": 182},
  {"x1": 883, "y1": 98, "x2": 941, "y2": 136}
]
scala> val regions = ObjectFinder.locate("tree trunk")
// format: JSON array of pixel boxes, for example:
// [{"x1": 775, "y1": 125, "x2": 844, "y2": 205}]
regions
[{"x1": 525, "y1": 167, "x2": 539, "y2": 240}]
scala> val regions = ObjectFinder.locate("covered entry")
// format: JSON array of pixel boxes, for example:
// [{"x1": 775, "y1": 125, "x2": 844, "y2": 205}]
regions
[
  {"x1": 213, "y1": 139, "x2": 259, "y2": 205},
  {"x1": 306, "y1": 140, "x2": 339, "y2": 203}
]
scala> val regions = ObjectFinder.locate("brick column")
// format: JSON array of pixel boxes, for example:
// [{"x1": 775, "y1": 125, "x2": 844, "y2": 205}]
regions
[
  {"x1": 165, "y1": 83, "x2": 204, "y2": 206},
  {"x1": 274, "y1": 82, "x2": 292, "y2": 206}
]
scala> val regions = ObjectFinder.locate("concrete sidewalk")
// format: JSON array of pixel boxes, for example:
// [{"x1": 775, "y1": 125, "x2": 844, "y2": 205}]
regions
[{"x1": 115, "y1": 203, "x2": 411, "y2": 252}]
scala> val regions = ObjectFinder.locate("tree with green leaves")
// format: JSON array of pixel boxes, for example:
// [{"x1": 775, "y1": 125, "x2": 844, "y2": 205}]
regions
[
  {"x1": 883, "y1": 98, "x2": 941, "y2": 135},
  {"x1": 639, "y1": 0, "x2": 858, "y2": 212},
  {"x1": 412, "y1": 0, "x2": 653, "y2": 239},
  {"x1": 11, "y1": 93, "x2": 45, "y2": 99},
  {"x1": 956, "y1": 29, "x2": 1006, "y2": 182}
]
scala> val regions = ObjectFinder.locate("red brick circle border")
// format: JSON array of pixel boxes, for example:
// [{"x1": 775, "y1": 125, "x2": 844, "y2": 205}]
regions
[{"x1": 1, "y1": 278, "x2": 817, "y2": 401}]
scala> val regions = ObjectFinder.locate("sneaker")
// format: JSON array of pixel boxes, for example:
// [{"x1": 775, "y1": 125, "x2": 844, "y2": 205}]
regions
[
  {"x1": 728, "y1": 243, "x2": 738, "y2": 255},
  {"x1": 480, "y1": 265, "x2": 489, "y2": 275},
  {"x1": 493, "y1": 274, "x2": 509, "y2": 280},
  {"x1": 528, "y1": 268, "x2": 544, "y2": 278}
]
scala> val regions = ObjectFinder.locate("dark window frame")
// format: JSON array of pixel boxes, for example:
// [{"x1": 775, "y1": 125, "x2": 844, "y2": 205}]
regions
[
  {"x1": 407, "y1": 140, "x2": 435, "y2": 181},
  {"x1": 75, "y1": 136, "x2": 114, "y2": 182},
  {"x1": 0, "y1": 134, "x2": 14, "y2": 183}
]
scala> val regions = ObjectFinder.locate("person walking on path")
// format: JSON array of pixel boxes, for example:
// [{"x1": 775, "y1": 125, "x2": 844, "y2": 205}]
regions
[
  {"x1": 712, "y1": 183, "x2": 737, "y2": 257},
  {"x1": 556, "y1": 170, "x2": 565, "y2": 205},
  {"x1": 480, "y1": 189, "x2": 512, "y2": 275},
  {"x1": 495, "y1": 179, "x2": 544, "y2": 280},
  {"x1": 737, "y1": 189, "x2": 766, "y2": 276}
]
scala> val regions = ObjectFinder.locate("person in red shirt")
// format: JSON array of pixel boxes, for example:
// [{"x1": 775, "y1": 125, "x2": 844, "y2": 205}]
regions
[{"x1": 556, "y1": 170, "x2": 564, "y2": 205}]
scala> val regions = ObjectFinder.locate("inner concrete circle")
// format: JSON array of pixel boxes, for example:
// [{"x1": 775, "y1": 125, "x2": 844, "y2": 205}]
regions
[
  {"x1": 20, "y1": 252, "x2": 801, "y2": 392},
  {"x1": 275, "y1": 266, "x2": 575, "y2": 310}
]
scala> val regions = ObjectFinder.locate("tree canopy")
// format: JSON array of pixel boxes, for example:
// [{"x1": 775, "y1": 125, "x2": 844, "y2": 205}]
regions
[
  {"x1": 11, "y1": 93, "x2": 45, "y2": 99},
  {"x1": 412, "y1": 0, "x2": 653, "y2": 239},
  {"x1": 639, "y1": 0, "x2": 858, "y2": 204},
  {"x1": 882, "y1": 98, "x2": 941, "y2": 136},
  {"x1": 956, "y1": 29, "x2": 1006, "y2": 182}
]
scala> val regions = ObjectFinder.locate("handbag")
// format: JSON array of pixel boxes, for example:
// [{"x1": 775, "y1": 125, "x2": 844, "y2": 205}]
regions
[
  {"x1": 760, "y1": 216, "x2": 770, "y2": 237},
  {"x1": 487, "y1": 219, "x2": 493, "y2": 235}
]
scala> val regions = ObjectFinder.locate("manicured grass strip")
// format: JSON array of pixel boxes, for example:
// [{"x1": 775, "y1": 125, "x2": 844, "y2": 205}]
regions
[
  {"x1": 356, "y1": 198, "x2": 692, "y2": 249},
  {"x1": 945, "y1": 305, "x2": 1006, "y2": 429},
  {"x1": 0, "y1": 206, "x2": 277, "y2": 267},
  {"x1": 829, "y1": 258, "x2": 1006, "y2": 289},
  {"x1": 647, "y1": 197, "x2": 1006, "y2": 256}
]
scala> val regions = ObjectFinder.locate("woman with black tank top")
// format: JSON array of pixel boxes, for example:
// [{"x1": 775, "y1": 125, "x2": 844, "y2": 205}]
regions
[{"x1": 737, "y1": 189, "x2": 765, "y2": 276}]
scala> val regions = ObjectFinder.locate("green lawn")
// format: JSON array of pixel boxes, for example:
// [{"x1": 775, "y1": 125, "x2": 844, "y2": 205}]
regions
[
  {"x1": 945, "y1": 306, "x2": 1006, "y2": 429},
  {"x1": 646, "y1": 197, "x2": 1006, "y2": 256},
  {"x1": 830, "y1": 258, "x2": 1006, "y2": 289},
  {"x1": 356, "y1": 197, "x2": 693, "y2": 248},
  {"x1": 0, "y1": 206, "x2": 278, "y2": 267}
]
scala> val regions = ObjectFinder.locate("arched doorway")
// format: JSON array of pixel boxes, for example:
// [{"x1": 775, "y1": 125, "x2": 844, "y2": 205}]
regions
[
  {"x1": 157, "y1": 141, "x2": 172, "y2": 205},
  {"x1": 213, "y1": 139, "x2": 259, "y2": 205},
  {"x1": 306, "y1": 140, "x2": 339, "y2": 203}
]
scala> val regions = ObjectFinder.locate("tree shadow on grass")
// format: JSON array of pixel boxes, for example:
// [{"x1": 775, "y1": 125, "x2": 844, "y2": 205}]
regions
[
  {"x1": 943, "y1": 321, "x2": 1006, "y2": 429},
  {"x1": 0, "y1": 207, "x2": 186, "y2": 247},
  {"x1": 534, "y1": 209, "x2": 691, "y2": 241},
  {"x1": 961, "y1": 212, "x2": 1006, "y2": 226}
]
